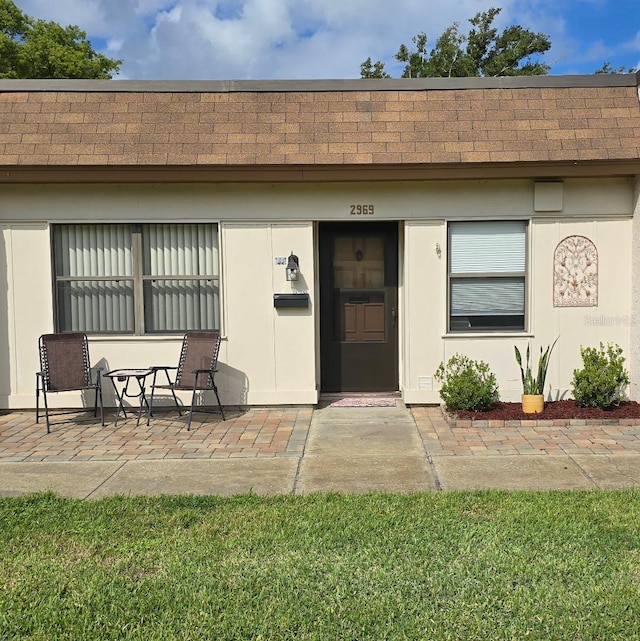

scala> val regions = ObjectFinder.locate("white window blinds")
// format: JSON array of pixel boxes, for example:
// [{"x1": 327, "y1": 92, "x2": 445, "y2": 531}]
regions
[
  {"x1": 450, "y1": 278, "x2": 525, "y2": 316},
  {"x1": 449, "y1": 221, "x2": 526, "y2": 330},
  {"x1": 450, "y1": 221, "x2": 526, "y2": 273},
  {"x1": 54, "y1": 224, "x2": 134, "y2": 333},
  {"x1": 143, "y1": 224, "x2": 220, "y2": 332},
  {"x1": 54, "y1": 224, "x2": 220, "y2": 334}
]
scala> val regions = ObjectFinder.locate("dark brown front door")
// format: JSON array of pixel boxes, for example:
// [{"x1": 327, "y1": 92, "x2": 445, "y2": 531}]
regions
[{"x1": 320, "y1": 222, "x2": 399, "y2": 392}]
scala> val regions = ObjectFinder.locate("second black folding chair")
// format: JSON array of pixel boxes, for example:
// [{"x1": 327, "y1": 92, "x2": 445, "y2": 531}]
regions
[{"x1": 147, "y1": 330, "x2": 225, "y2": 430}]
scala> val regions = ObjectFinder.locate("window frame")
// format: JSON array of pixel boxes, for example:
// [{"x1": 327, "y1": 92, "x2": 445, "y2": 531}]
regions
[
  {"x1": 447, "y1": 219, "x2": 529, "y2": 334},
  {"x1": 52, "y1": 222, "x2": 221, "y2": 336}
]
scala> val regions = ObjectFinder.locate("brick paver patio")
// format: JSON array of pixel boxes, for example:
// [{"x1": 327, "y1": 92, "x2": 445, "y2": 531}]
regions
[
  {"x1": 0, "y1": 407, "x2": 312, "y2": 462},
  {"x1": 2, "y1": 405, "x2": 640, "y2": 462},
  {"x1": 411, "y1": 406, "x2": 640, "y2": 456}
]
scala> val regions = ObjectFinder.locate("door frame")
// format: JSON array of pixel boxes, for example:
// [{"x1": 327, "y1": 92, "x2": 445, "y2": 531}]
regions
[{"x1": 318, "y1": 221, "x2": 400, "y2": 393}]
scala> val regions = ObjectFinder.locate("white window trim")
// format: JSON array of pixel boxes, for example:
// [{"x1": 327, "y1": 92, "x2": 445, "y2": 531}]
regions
[
  {"x1": 52, "y1": 222, "x2": 221, "y2": 336},
  {"x1": 446, "y1": 219, "x2": 529, "y2": 334}
]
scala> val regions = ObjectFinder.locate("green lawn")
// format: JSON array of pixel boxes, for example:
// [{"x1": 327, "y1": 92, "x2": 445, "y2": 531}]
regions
[{"x1": 1, "y1": 490, "x2": 639, "y2": 640}]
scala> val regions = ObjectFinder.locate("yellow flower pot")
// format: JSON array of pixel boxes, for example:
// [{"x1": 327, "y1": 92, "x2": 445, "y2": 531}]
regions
[{"x1": 522, "y1": 394, "x2": 544, "y2": 414}]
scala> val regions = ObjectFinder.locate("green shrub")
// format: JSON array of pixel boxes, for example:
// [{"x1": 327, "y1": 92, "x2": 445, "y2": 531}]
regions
[
  {"x1": 571, "y1": 343, "x2": 630, "y2": 409},
  {"x1": 435, "y1": 354, "x2": 499, "y2": 412}
]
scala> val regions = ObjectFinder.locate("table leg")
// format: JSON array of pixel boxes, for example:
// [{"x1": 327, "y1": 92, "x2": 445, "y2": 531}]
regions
[
  {"x1": 135, "y1": 376, "x2": 151, "y2": 426},
  {"x1": 109, "y1": 377, "x2": 129, "y2": 427}
]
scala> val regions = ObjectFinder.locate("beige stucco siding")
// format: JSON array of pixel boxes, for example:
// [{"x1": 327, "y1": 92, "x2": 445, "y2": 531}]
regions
[
  {"x1": 0, "y1": 224, "x2": 54, "y2": 407},
  {"x1": 222, "y1": 223, "x2": 316, "y2": 405},
  {"x1": 404, "y1": 215, "x2": 632, "y2": 404},
  {"x1": 0, "y1": 177, "x2": 634, "y2": 222},
  {"x1": 629, "y1": 176, "x2": 640, "y2": 401},
  {"x1": 0, "y1": 177, "x2": 635, "y2": 408},
  {"x1": 402, "y1": 220, "x2": 446, "y2": 404},
  {"x1": 532, "y1": 217, "x2": 631, "y2": 401}
]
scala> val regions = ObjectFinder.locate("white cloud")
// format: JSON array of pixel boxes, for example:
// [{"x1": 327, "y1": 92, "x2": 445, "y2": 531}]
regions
[
  {"x1": 12, "y1": 0, "x2": 499, "y2": 78},
  {"x1": 11, "y1": 0, "x2": 636, "y2": 79}
]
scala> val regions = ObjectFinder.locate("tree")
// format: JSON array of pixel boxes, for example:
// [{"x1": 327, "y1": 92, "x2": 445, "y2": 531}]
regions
[
  {"x1": 360, "y1": 57, "x2": 390, "y2": 79},
  {"x1": 595, "y1": 62, "x2": 637, "y2": 74},
  {"x1": 0, "y1": 0, "x2": 121, "y2": 79},
  {"x1": 361, "y1": 7, "x2": 550, "y2": 78}
]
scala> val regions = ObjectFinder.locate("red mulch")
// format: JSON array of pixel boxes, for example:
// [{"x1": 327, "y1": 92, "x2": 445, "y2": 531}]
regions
[{"x1": 453, "y1": 399, "x2": 640, "y2": 421}]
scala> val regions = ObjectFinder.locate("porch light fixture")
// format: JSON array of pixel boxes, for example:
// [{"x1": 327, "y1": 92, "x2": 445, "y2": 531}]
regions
[{"x1": 286, "y1": 252, "x2": 300, "y2": 281}]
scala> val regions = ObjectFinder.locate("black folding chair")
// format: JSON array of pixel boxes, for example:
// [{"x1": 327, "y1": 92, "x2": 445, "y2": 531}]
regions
[
  {"x1": 148, "y1": 331, "x2": 225, "y2": 430},
  {"x1": 36, "y1": 332, "x2": 104, "y2": 433}
]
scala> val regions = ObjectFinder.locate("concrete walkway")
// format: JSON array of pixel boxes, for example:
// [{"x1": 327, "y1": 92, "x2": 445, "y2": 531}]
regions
[{"x1": 1, "y1": 403, "x2": 640, "y2": 498}]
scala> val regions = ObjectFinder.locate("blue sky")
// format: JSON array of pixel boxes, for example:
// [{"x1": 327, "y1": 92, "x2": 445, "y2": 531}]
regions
[
  {"x1": 12, "y1": 0, "x2": 640, "y2": 79},
  {"x1": 551, "y1": 0, "x2": 639, "y2": 74}
]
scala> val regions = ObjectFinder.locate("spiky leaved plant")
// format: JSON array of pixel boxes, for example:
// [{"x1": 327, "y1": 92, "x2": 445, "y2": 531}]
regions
[{"x1": 514, "y1": 337, "x2": 559, "y2": 395}]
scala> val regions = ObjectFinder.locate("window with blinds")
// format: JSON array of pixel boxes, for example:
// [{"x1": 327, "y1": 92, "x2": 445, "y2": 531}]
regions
[
  {"x1": 448, "y1": 221, "x2": 527, "y2": 332},
  {"x1": 53, "y1": 223, "x2": 220, "y2": 334}
]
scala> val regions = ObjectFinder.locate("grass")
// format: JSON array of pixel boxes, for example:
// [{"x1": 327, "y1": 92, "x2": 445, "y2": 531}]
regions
[{"x1": 1, "y1": 491, "x2": 640, "y2": 640}]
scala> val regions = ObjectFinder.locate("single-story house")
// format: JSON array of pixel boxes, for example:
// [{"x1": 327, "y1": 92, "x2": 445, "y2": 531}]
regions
[{"x1": 0, "y1": 73, "x2": 639, "y2": 409}]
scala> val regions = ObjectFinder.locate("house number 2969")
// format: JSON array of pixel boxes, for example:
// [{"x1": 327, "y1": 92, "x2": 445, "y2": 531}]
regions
[{"x1": 350, "y1": 204, "x2": 375, "y2": 215}]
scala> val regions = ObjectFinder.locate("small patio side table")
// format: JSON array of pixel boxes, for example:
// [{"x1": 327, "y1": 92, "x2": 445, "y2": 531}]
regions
[{"x1": 104, "y1": 368, "x2": 153, "y2": 427}]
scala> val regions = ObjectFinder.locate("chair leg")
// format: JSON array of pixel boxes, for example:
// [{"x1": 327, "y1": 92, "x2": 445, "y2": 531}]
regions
[
  {"x1": 41, "y1": 385, "x2": 51, "y2": 434},
  {"x1": 171, "y1": 386, "x2": 182, "y2": 417},
  {"x1": 97, "y1": 376, "x2": 104, "y2": 426},
  {"x1": 212, "y1": 382, "x2": 225, "y2": 421},
  {"x1": 148, "y1": 369, "x2": 182, "y2": 426},
  {"x1": 147, "y1": 370, "x2": 157, "y2": 426},
  {"x1": 186, "y1": 383, "x2": 198, "y2": 431},
  {"x1": 35, "y1": 374, "x2": 41, "y2": 424},
  {"x1": 160, "y1": 367, "x2": 182, "y2": 416}
]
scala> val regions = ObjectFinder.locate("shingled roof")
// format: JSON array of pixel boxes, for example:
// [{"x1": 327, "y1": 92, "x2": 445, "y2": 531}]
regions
[{"x1": 1, "y1": 74, "x2": 639, "y2": 182}]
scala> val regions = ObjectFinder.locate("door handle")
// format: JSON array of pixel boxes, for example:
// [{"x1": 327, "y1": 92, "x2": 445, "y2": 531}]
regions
[{"x1": 391, "y1": 308, "x2": 397, "y2": 328}]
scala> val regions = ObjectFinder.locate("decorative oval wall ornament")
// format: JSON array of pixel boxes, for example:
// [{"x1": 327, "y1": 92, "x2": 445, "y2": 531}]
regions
[{"x1": 553, "y1": 235, "x2": 598, "y2": 307}]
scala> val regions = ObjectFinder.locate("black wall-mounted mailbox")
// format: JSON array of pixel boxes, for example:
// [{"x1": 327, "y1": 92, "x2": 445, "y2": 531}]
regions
[{"x1": 274, "y1": 293, "x2": 310, "y2": 309}]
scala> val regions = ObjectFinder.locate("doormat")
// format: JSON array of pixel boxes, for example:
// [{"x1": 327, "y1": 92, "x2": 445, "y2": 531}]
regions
[{"x1": 329, "y1": 397, "x2": 397, "y2": 408}]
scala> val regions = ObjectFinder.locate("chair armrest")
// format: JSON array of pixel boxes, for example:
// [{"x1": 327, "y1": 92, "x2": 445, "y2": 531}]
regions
[
  {"x1": 149, "y1": 365, "x2": 178, "y2": 387},
  {"x1": 192, "y1": 368, "x2": 218, "y2": 374}
]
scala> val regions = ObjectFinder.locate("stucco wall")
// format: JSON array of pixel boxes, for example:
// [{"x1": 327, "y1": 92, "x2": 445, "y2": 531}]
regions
[
  {"x1": 630, "y1": 176, "x2": 640, "y2": 401},
  {"x1": 402, "y1": 216, "x2": 633, "y2": 404},
  {"x1": 0, "y1": 223, "x2": 54, "y2": 407},
  {"x1": 222, "y1": 222, "x2": 316, "y2": 405},
  {"x1": 0, "y1": 178, "x2": 634, "y2": 223},
  {"x1": 0, "y1": 177, "x2": 635, "y2": 408}
]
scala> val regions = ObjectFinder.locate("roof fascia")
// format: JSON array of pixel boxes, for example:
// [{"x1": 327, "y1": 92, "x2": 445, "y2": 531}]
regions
[
  {"x1": 0, "y1": 73, "x2": 638, "y2": 94},
  {"x1": 1, "y1": 161, "x2": 638, "y2": 184}
]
